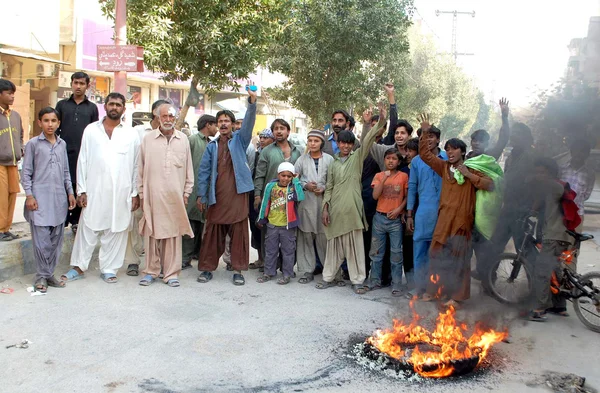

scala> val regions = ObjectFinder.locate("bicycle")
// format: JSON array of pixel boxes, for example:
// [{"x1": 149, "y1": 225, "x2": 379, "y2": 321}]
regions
[{"x1": 484, "y1": 216, "x2": 600, "y2": 333}]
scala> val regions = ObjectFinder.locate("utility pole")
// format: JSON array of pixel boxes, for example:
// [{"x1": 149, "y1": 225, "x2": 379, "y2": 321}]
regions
[
  {"x1": 435, "y1": 10, "x2": 476, "y2": 61},
  {"x1": 114, "y1": 0, "x2": 127, "y2": 95}
]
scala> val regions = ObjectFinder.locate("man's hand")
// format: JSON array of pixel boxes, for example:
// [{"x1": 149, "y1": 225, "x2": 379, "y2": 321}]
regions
[
  {"x1": 25, "y1": 197, "x2": 38, "y2": 211},
  {"x1": 377, "y1": 101, "x2": 387, "y2": 121},
  {"x1": 387, "y1": 207, "x2": 402, "y2": 220},
  {"x1": 384, "y1": 83, "x2": 395, "y2": 96},
  {"x1": 183, "y1": 195, "x2": 189, "y2": 206},
  {"x1": 499, "y1": 97, "x2": 509, "y2": 117},
  {"x1": 322, "y1": 207, "x2": 330, "y2": 227},
  {"x1": 305, "y1": 181, "x2": 317, "y2": 192},
  {"x1": 254, "y1": 196, "x2": 262, "y2": 212},
  {"x1": 248, "y1": 87, "x2": 258, "y2": 104},
  {"x1": 77, "y1": 193, "x2": 87, "y2": 208},
  {"x1": 457, "y1": 164, "x2": 471, "y2": 177},
  {"x1": 197, "y1": 198, "x2": 207, "y2": 213},
  {"x1": 406, "y1": 217, "x2": 414, "y2": 232},
  {"x1": 68, "y1": 194, "x2": 77, "y2": 210},
  {"x1": 362, "y1": 106, "x2": 373, "y2": 124},
  {"x1": 131, "y1": 196, "x2": 140, "y2": 211},
  {"x1": 314, "y1": 187, "x2": 324, "y2": 196},
  {"x1": 417, "y1": 113, "x2": 432, "y2": 134}
]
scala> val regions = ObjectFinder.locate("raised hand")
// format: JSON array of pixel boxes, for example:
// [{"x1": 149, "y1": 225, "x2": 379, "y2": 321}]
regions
[
  {"x1": 384, "y1": 83, "x2": 395, "y2": 95},
  {"x1": 248, "y1": 86, "x2": 258, "y2": 104},
  {"x1": 377, "y1": 101, "x2": 387, "y2": 121},
  {"x1": 362, "y1": 106, "x2": 373, "y2": 124},
  {"x1": 417, "y1": 113, "x2": 431, "y2": 133},
  {"x1": 499, "y1": 97, "x2": 509, "y2": 117}
]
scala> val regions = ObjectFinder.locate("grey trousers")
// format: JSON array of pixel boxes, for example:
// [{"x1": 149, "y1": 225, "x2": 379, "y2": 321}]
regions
[
  {"x1": 264, "y1": 225, "x2": 296, "y2": 278},
  {"x1": 533, "y1": 240, "x2": 570, "y2": 310},
  {"x1": 182, "y1": 219, "x2": 204, "y2": 264},
  {"x1": 296, "y1": 230, "x2": 327, "y2": 276},
  {"x1": 31, "y1": 223, "x2": 65, "y2": 281}
]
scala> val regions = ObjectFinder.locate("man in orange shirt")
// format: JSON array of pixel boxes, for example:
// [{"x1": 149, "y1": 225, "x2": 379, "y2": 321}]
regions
[{"x1": 365, "y1": 148, "x2": 408, "y2": 296}]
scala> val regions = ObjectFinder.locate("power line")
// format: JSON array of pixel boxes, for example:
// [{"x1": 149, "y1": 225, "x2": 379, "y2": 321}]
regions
[
  {"x1": 435, "y1": 10, "x2": 476, "y2": 61},
  {"x1": 413, "y1": 7, "x2": 442, "y2": 41}
]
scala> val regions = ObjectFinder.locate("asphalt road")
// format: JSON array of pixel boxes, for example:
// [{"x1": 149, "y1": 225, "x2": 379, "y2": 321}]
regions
[{"x1": 1, "y1": 224, "x2": 599, "y2": 393}]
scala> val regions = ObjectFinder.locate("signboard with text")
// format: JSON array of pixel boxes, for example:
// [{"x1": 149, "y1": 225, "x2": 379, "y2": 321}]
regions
[{"x1": 96, "y1": 45, "x2": 144, "y2": 72}]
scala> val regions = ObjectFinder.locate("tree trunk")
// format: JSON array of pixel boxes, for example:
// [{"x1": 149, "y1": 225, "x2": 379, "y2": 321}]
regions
[{"x1": 175, "y1": 77, "x2": 200, "y2": 130}]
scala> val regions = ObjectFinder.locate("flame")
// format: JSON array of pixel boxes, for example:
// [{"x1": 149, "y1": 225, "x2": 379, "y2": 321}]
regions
[{"x1": 366, "y1": 301, "x2": 508, "y2": 378}]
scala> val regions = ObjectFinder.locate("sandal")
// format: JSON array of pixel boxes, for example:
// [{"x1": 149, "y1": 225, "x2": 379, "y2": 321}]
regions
[
  {"x1": 100, "y1": 273, "x2": 118, "y2": 283},
  {"x1": 61, "y1": 268, "x2": 84, "y2": 282},
  {"x1": 139, "y1": 274, "x2": 154, "y2": 286},
  {"x1": 277, "y1": 276, "x2": 291, "y2": 285},
  {"x1": 181, "y1": 261, "x2": 192, "y2": 270},
  {"x1": 197, "y1": 271, "x2": 213, "y2": 283},
  {"x1": 335, "y1": 280, "x2": 347, "y2": 287},
  {"x1": 126, "y1": 264, "x2": 139, "y2": 276},
  {"x1": 233, "y1": 273, "x2": 245, "y2": 286},
  {"x1": 46, "y1": 276, "x2": 65, "y2": 288},
  {"x1": 364, "y1": 280, "x2": 382, "y2": 291},
  {"x1": 528, "y1": 310, "x2": 547, "y2": 322},
  {"x1": 256, "y1": 274, "x2": 273, "y2": 283},
  {"x1": 34, "y1": 277, "x2": 47, "y2": 293},
  {"x1": 167, "y1": 279, "x2": 180, "y2": 287},
  {"x1": 298, "y1": 273, "x2": 314, "y2": 284},
  {"x1": 249, "y1": 260, "x2": 264, "y2": 270},
  {"x1": 546, "y1": 307, "x2": 570, "y2": 317},
  {"x1": 315, "y1": 280, "x2": 336, "y2": 289},
  {"x1": 352, "y1": 284, "x2": 367, "y2": 295},
  {"x1": 226, "y1": 263, "x2": 234, "y2": 272},
  {"x1": 392, "y1": 286, "x2": 406, "y2": 297}
]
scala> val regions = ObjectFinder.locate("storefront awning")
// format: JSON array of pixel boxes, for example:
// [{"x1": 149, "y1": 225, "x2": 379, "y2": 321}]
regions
[{"x1": 0, "y1": 48, "x2": 70, "y2": 65}]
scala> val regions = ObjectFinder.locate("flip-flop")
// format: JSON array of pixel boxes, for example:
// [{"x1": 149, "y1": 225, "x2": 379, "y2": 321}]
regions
[
  {"x1": 249, "y1": 261, "x2": 264, "y2": 270},
  {"x1": 46, "y1": 276, "x2": 65, "y2": 288},
  {"x1": 277, "y1": 276, "x2": 291, "y2": 285},
  {"x1": 167, "y1": 279, "x2": 180, "y2": 287},
  {"x1": 315, "y1": 280, "x2": 336, "y2": 289},
  {"x1": 528, "y1": 311, "x2": 547, "y2": 322},
  {"x1": 298, "y1": 273, "x2": 314, "y2": 284},
  {"x1": 352, "y1": 284, "x2": 367, "y2": 295},
  {"x1": 34, "y1": 278, "x2": 47, "y2": 293},
  {"x1": 126, "y1": 264, "x2": 139, "y2": 276},
  {"x1": 197, "y1": 271, "x2": 213, "y2": 283},
  {"x1": 100, "y1": 273, "x2": 118, "y2": 283},
  {"x1": 256, "y1": 274, "x2": 273, "y2": 283},
  {"x1": 61, "y1": 268, "x2": 84, "y2": 282},
  {"x1": 233, "y1": 273, "x2": 245, "y2": 286},
  {"x1": 139, "y1": 274, "x2": 154, "y2": 286},
  {"x1": 545, "y1": 307, "x2": 570, "y2": 317}
]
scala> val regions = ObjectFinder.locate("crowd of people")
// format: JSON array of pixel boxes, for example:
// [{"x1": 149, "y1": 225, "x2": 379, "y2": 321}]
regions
[{"x1": 0, "y1": 74, "x2": 596, "y2": 322}]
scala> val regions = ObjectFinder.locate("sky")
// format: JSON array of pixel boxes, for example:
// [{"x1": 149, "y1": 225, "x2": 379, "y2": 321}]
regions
[{"x1": 412, "y1": 0, "x2": 600, "y2": 107}]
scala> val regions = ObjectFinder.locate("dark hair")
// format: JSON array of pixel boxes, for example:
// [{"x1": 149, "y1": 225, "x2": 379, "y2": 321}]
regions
[
  {"x1": 216, "y1": 110, "x2": 236, "y2": 123},
  {"x1": 0, "y1": 79, "x2": 16, "y2": 94},
  {"x1": 38, "y1": 106, "x2": 59, "y2": 120},
  {"x1": 197, "y1": 114, "x2": 216, "y2": 131},
  {"x1": 471, "y1": 129, "x2": 490, "y2": 142},
  {"x1": 372, "y1": 114, "x2": 380, "y2": 123},
  {"x1": 271, "y1": 118, "x2": 291, "y2": 132},
  {"x1": 512, "y1": 122, "x2": 533, "y2": 144},
  {"x1": 396, "y1": 120, "x2": 414, "y2": 135},
  {"x1": 332, "y1": 109, "x2": 350, "y2": 122},
  {"x1": 417, "y1": 125, "x2": 441, "y2": 139},
  {"x1": 534, "y1": 156, "x2": 559, "y2": 178},
  {"x1": 444, "y1": 138, "x2": 467, "y2": 155},
  {"x1": 384, "y1": 147, "x2": 402, "y2": 161},
  {"x1": 406, "y1": 137, "x2": 419, "y2": 153},
  {"x1": 337, "y1": 130, "x2": 356, "y2": 144},
  {"x1": 348, "y1": 116, "x2": 356, "y2": 128},
  {"x1": 569, "y1": 138, "x2": 592, "y2": 157},
  {"x1": 71, "y1": 71, "x2": 90, "y2": 84},
  {"x1": 105, "y1": 92, "x2": 126, "y2": 105}
]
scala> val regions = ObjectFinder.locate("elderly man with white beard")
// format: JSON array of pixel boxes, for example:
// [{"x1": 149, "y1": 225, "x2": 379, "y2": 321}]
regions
[{"x1": 137, "y1": 104, "x2": 194, "y2": 287}]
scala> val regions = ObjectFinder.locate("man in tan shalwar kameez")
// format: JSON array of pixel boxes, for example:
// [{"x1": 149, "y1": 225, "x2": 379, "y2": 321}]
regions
[{"x1": 137, "y1": 104, "x2": 194, "y2": 287}]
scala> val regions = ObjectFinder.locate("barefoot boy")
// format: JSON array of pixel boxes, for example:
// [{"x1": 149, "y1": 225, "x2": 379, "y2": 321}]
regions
[{"x1": 21, "y1": 107, "x2": 76, "y2": 292}]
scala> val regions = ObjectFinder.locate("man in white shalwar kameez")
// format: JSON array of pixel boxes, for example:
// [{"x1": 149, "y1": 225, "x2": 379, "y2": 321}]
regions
[{"x1": 61, "y1": 93, "x2": 140, "y2": 283}]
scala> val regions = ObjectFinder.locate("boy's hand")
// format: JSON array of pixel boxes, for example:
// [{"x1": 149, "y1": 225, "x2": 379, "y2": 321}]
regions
[
  {"x1": 248, "y1": 87, "x2": 258, "y2": 104},
  {"x1": 406, "y1": 217, "x2": 415, "y2": 232},
  {"x1": 384, "y1": 170, "x2": 391, "y2": 178},
  {"x1": 197, "y1": 198, "x2": 206, "y2": 213},
  {"x1": 417, "y1": 113, "x2": 431, "y2": 133},
  {"x1": 131, "y1": 196, "x2": 140, "y2": 211},
  {"x1": 384, "y1": 83, "x2": 394, "y2": 96},
  {"x1": 68, "y1": 195, "x2": 77, "y2": 210},
  {"x1": 254, "y1": 196, "x2": 261, "y2": 212},
  {"x1": 387, "y1": 207, "x2": 402, "y2": 220},
  {"x1": 457, "y1": 164, "x2": 470, "y2": 177},
  {"x1": 25, "y1": 197, "x2": 38, "y2": 211},
  {"x1": 77, "y1": 193, "x2": 87, "y2": 208},
  {"x1": 322, "y1": 208, "x2": 330, "y2": 227},
  {"x1": 305, "y1": 181, "x2": 317, "y2": 192},
  {"x1": 362, "y1": 106, "x2": 373, "y2": 124},
  {"x1": 499, "y1": 97, "x2": 509, "y2": 117},
  {"x1": 314, "y1": 187, "x2": 324, "y2": 196},
  {"x1": 183, "y1": 195, "x2": 189, "y2": 206}
]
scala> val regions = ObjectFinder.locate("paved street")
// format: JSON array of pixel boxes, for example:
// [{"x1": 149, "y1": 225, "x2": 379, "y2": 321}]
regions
[{"x1": 1, "y1": 213, "x2": 600, "y2": 393}]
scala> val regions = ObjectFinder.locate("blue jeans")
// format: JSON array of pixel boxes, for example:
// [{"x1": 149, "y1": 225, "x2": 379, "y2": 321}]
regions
[
  {"x1": 413, "y1": 239, "x2": 432, "y2": 293},
  {"x1": 369, "y1": 213, "x2": 403, "y2": 287}
]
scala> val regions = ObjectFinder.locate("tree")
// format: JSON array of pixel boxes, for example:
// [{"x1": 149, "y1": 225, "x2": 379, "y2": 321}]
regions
[
  {"x1": 267, "y1": 0, "x2": 413, "y2": 127},
  {"x1": 100, "y1": 0, "x2": 290, "y2": 127}
]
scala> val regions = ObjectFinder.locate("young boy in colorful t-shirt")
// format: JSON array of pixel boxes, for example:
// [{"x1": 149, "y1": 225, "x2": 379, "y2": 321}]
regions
[
  {"x1": 367, "y1": 148, "x2": 409, "y2": 296},
  {"x1": 256, "y1": 162, "x2": 304, "y2": 285}
]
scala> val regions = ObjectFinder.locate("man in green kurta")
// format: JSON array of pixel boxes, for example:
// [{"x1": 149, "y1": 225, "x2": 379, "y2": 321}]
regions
[
  {"x1": 182, "y1": 115, "x2": 216, "y2": 269},
  {"x1": 317, "y1": 109, "x2": 386, "y2": 294}
]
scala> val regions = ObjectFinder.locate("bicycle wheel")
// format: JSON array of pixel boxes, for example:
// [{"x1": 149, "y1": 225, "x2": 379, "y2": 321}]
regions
[
  {"x1": 486, "y1": 253, "x2": 533, "y2": 305},
  {"x1": 573, "y1": 271, "x2": 600, "y2": 333}
]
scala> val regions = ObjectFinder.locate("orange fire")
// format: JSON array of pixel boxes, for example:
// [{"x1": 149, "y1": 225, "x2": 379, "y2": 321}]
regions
[{"x1": 366, "y1": 301, "x2": 508, "y2": 378}]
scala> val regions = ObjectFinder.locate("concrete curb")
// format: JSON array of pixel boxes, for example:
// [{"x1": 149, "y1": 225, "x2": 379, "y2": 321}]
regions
[{"x1": 0, "y1": 231, "x2": 75, "y2": 282}]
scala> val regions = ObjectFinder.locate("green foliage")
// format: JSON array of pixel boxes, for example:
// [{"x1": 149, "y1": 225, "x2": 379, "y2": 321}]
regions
[
  {"x1": 100, "y1": 0, "x2": 289, "y2": 92},
  {"x1": 267, "y1": 0, "x2": 414, "y2": 127}
]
